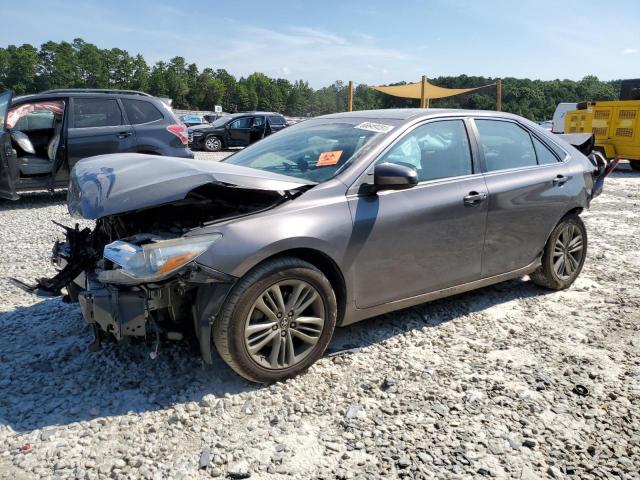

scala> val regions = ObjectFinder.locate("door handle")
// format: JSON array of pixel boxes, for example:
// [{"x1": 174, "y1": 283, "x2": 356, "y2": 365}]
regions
[
  {"x1": 463, "y1": 191, "x2": 487, "y2": 206},
  {"x1": 117, "y1": 131, "x2": 132, "y2": 139},
  {"x1": 552, "y1": 174, "x2": 569, "y2": 186}
]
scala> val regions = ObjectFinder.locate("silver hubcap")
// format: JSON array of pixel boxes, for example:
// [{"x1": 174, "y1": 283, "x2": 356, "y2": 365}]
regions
[
  {"x1": 553, "y1": 224, "x2": 584, "y2": 280},
  {"x1": 244, "y1": 280, "x2": 325, "y2": 370},
  {"x1": 206, "y1": 137, "x2": 220, "y2": 150}
]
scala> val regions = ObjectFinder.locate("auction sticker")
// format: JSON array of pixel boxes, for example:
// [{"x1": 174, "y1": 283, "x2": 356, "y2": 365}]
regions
[
  {"x1": 316, "y1": 150, "x2": 343, "y2": 166},
  {"x1": 354, "y1": 122, "x2": 394, "y2": 133}
]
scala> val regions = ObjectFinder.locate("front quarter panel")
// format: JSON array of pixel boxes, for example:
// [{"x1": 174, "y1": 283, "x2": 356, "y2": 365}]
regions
[{"x1": 193, "y1": 182, "x2": 353, "y2": 279}]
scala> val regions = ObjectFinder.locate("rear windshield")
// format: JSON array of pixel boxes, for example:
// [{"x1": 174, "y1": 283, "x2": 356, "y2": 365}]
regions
[
  {"x1": 268, "y1": 115, "x2": 285, "y2": 125},
  {"x1": 223, "y1": 118, "x2": 397, "y2": 183}
]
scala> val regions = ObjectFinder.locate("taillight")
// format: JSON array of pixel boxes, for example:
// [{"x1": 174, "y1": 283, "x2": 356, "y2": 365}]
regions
[{"x1": 166, "y1": 124, "x2": 188, "y2": 145}]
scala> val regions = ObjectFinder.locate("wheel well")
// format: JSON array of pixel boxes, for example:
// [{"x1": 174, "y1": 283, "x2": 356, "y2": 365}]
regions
[
  {"x1": 266, "y1": 248, "x2": 347, "y2": 326},
  {"x1": 563, "y1": 206, "x2": 583, "y2": 219}
]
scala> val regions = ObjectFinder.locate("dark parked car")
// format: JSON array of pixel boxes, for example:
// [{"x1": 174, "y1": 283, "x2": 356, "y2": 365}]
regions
[
  {"x1": 188, "y1": 111, "x2": 287, "y2": 151},
  {"x1": 0, "y1": 89, "x2": 193, "y2": 200},
  {"x1": 17, "y1": 109, "x2": 609, "y2": 383}
]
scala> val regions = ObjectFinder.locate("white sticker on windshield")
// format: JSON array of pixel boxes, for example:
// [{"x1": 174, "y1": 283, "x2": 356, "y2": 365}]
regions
[{"x1": 354, "y1": 122, "x2": 394, "y2": 133}]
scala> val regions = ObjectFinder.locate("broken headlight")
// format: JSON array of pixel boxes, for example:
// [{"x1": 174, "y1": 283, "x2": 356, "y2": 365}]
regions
[{"x1": 103, "y1": 234, "x2": 222, "y2": 282}]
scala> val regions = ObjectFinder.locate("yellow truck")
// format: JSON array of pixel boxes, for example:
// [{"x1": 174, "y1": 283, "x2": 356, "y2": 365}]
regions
[{"x1": 564, "y1": 79, "x2": 640, "y2": 170}]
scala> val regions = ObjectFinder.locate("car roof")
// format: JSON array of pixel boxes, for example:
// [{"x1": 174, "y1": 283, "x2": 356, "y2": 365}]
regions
[
  {"x1": 228, "y1": 111, "x2": 283, "y2": 117},
  {"x1": 13, "y1": 89, "x2": 159, "y2": 103},
  {"x1": 319, "y1": 108, "x2": 521, "y2": 122}
]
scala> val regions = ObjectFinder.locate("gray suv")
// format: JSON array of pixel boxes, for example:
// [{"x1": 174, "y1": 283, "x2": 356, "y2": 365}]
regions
[
  {"x1": 0, "y1": 89, "x2": 193, "y2": 200},
  {"x1": 17, "y1": 109, "x2": 609, "y2": 383}
]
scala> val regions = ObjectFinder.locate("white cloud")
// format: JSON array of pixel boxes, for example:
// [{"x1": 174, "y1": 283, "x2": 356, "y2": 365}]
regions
[
  {"x1": 205, "y1": 25, "x2": 417, "y2": 87},
  {"x1": 622, "y1": 48, "x2": 638, "y2": 55}
]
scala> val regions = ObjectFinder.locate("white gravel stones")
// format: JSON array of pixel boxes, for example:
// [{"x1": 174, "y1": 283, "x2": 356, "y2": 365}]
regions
[{"x1": 0, "y1": 161, "x2": 639, "y2": 479}]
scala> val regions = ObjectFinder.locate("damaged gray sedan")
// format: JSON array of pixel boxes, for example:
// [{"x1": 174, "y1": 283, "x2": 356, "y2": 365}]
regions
[{"x1": 15, "y1": 109, "x2": 610, "y2": 383}]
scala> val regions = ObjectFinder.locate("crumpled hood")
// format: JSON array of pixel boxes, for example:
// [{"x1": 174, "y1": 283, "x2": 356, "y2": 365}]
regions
[{"x1": 67, "y1": 153, "x2": 314, "y2": 219}]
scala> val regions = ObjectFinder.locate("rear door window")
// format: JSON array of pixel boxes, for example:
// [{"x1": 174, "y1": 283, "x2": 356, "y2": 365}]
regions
[
  {"x1": 532, "y1": 136, "x2": 560, "y2": 165},
  {"x1": 73, "y1": 98, "x2": 123, "y2": 128},
  {"x1": 122, "y1": 99, "x2": 164, "y2": 125},
  {"x1": 475, "y1": 119, "x2": 537, "y2": 172}
]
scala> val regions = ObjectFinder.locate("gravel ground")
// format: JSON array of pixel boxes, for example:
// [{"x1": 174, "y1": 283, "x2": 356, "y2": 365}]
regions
[{"x1": 0, "y1": 158, "x2": 638, "y2": 480}]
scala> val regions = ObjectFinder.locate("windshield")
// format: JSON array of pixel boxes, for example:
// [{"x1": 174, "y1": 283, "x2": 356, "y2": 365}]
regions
[
  {"x1": 209, "y1": 116, "x2": 230, "y2": 127},
  {"x1": 223, "y1": 118, "x2": 396, "y2": 182}
]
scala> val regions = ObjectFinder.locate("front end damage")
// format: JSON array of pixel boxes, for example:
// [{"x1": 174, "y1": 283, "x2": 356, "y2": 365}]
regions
[
  {"x1": 10, "y1": 153, "x2": 314, "y2": 362},
  {"x1": 13, "y1": 204, "x2": 241, "y2": 363}
]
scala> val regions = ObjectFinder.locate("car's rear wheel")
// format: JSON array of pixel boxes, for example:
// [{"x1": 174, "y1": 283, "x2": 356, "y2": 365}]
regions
[
  {"x1": 213, "y1": 257, "x2": 337, "y2": 383},
  {"x1": 531, "y1": 214, "x2": 587, "y2": 290},
  {"x1": 629, "y1": 161, "x2": 640, "y2": 171},
  {"x1": 204, "y1": 135, "x2": 222, "y2": 152}
]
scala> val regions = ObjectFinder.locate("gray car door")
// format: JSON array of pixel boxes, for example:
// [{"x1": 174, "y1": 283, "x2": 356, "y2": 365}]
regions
[
  {"x1": 472, "y1": 118, "x2": 573, "y2": 277},
  {"x1": 347, "y1": 119, "x2": 488, "y2": 309},
  {"x1": 67, "y1": 97, "x2": 136, "y2": 168}
]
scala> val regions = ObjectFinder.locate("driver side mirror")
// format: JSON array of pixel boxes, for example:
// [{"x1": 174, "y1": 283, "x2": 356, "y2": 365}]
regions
[{"x1": 373, "y1": 162, "x2": 418, "y2": 192}]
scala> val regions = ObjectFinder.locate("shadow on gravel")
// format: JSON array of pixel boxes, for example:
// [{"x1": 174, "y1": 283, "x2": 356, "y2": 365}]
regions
[
  {"x1": 329, "y1": 277, "x2": 551, "y2": 355},
  {"x1": 0, "y1": 190, "x2": 67, "y2": 211},
  {"x1": 0, "y1": 277, "x2": 551, "y2": 433}
]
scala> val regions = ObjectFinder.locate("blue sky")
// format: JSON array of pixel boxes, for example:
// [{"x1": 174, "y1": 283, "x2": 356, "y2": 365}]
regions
[{"x1": 2, "y1": 0, "x2": 639, "y2": 87}]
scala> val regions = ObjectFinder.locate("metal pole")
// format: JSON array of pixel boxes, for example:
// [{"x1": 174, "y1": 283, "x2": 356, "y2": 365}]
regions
[
  {"x1": 420, "y1": 75, "x2": 427, "y2": 108},
  {"x1": 347, "y1": 80, "x2": 353, "y2": 112},
  {"x1": 496, "y1": 79, "x2": 502, "y2": 111}
]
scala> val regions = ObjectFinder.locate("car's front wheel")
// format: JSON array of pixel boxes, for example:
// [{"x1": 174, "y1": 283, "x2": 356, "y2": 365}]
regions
[
  {"x1": 204, "y1": 135, "x2": 222, "y2": 152},
  {"x1": 213, "y1": 257, "x2": 337, "y2": 383},
  {"x1": 531, "y1": 213, "x2": 587, "y2": 290}
]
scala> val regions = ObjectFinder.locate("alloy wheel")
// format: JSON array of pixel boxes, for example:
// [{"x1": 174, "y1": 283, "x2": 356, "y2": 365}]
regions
[
  {"x1": 552, "y1": 223, "x2": 584, "y2": 280},
  {"x1": 244, "y1": 279, "x2": 325, "y2": 370},
  {"x1": 205, "y1": 137, "x2": 221, "y2": 151}
]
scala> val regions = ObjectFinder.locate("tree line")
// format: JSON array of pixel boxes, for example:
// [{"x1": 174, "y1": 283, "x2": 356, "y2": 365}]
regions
[{"x1": 0, "y1": 38, "x2": 620, "y2": 121}]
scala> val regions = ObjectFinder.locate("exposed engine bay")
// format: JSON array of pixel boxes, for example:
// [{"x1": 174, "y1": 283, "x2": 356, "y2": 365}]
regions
[{"x1": 10, "y1": 153, "x2": 314, "y2": 361}]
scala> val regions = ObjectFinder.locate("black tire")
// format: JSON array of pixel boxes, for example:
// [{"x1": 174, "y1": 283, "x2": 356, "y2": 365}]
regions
[
  {"x1": 629, "y1": 161, "x2": 640, "y2": 171},
  {"x1": 213, "y1": 257, "x2": 337, "y2": 383},
  {"x1": 531, "y1": 214, "x2": 587, "y2": 290},
  {"x1": 204, "y1": 135, "x2": 222, "y2": 152}
]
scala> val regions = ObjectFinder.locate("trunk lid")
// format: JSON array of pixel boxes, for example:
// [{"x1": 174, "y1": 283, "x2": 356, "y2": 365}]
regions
[{"x1": 67, "y1": 153, "x2": 315, "y2": 219}]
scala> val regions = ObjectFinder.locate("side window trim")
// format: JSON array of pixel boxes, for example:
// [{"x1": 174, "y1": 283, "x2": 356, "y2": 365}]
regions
[
  {"x1": 117, "y1": 98, "x2": 131, "y2": 126},
  {"x1": 528, "y1": 130, "x2": 567, "y2": 163}
]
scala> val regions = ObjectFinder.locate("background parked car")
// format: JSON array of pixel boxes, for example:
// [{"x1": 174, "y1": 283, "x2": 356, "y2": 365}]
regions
[
  {"x1": 0, "y1": 89, "x2": 193, "y2": 200},
  {"x1": 179, "y1": 114, "x2": 208, "y2": 127},
  {"x1": 188, "y1": 112, "x2": 287, "y2": 151}
]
